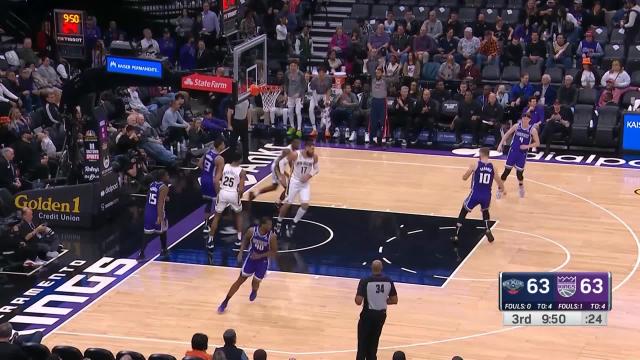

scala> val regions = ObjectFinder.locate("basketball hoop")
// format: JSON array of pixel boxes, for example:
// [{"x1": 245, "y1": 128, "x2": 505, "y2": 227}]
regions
[{"x1": 259, "y1": 85, "x2": 282, "y2": 112}]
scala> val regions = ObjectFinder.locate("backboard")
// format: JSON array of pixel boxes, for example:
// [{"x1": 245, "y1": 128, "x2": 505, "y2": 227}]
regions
[{"x1": 233, "y1": 34, "x2": 267, "y2": 102}]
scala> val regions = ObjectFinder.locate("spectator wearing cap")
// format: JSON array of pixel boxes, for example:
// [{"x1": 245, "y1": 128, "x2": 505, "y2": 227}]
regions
[
  {"x1": 576, "y1": 31, "x2": 603, "y2": 66},
  {"x1": 574, "y1": 57, "x2": 598, "y2": 89},
  {"x1": 557, "y1": 75, "x2": 578, "y2": 106},
  {"x1": 476, "y1": 31, "x2": 499, "y2": 66},
  {"x1": 215, "y1": 329, "x2": 249, "y2": 360},
  {"x1": 541, "y1": 99, "x2": 572, "y2": 154},
  {"x1": 535, "y1": 74, "x2": 557, "y2": 106},
  {"x1": 424, "y1": 10, "x2": 443, "y2": 39},
  {"x1": 159, "y1": 28, "x2": 177, "y2": 64},
  {"x1": 545, "y1": 34, "x2": 572, "y2": 69},
  {"x1": 456, "y1": 27, "x2": 480, "y2": 64},
  {"x1": 185, "y1": 333, "x2": 212, "y2": 360},
  {"x1": 521, "y1": 31, "x2": 546, "y2": 70}
]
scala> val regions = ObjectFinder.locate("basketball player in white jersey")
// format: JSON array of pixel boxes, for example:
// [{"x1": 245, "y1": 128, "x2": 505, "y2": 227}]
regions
[
  {"x1": 209, "y1": 152, "x2": 246, "y2": 245},
  {"x1": 249, "y1": 139, "x2": 301, "y2": 205},
  {"x1": 275, "y1": 140, "x2": 319, "y2": 237}
]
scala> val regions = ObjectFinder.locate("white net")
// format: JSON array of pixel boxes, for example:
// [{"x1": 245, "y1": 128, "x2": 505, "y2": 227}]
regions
[{"x1": 260, "y1": 85, "x2": 282, "y2": 112}]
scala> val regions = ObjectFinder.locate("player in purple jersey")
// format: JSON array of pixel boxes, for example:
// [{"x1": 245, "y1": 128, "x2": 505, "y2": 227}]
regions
[
  {"x1": 198, "y1": 137, "x2": 226, "y2": 233},
  {"x1": 218, "y1": 217, "x2": 278, "y2": 313},
  {"x1": 453, "y1": 148, "x2": 505, "y2": 243},
  {"x1": 138, "y1": 169, "x2": 171, "y2": 261},
  {"x1": 496, "y1": 112, "x2": 540, "y2": 198}
]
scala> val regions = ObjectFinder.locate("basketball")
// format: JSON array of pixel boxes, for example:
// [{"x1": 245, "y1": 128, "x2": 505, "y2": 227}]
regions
[{"x1": 249, "y1": 84, "x2": 261, "y2": 96}]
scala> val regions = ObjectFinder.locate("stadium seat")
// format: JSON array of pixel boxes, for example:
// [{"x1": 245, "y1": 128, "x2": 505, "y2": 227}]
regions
[
  {"x1": 458, "y1": 8, "x2": 477, "y2": 24},
  {"x1": 545, "y1": 67, "x2": 564, "y2": 85},
  {"x1": 117, "y1": 351, "x2": 146, "y2": 360},
  {"x1": 594, "y1": 105, "x2": 619, "y2": 148},
  {"x1": 342, "y1": 18, "x2": 358, "y2": 33},
  {"x1": 486, "y1": 0, "x2": 506, "y2": 8},
  {"x1": 378, "y1": 0, "x2": 396, "y2": 5},
  {"x1": 392, "y1": 5, "x2": 405, "y2": 18},
  {"x1": 626, "y1": 45, "x2": 640, "y2": 73},
  {"x1": 631, "y1": 71, "x2": 640, "y2": 87},
  {"x1": 481, "y1": 64, "x2": 501, "y2": 84},
  {"x1": 481, "y1": 8, "x2": 499, "y2": 24},
  {"x1": 571, "y1": 104, "x2": 594, "y2": 146},
  {"x1": 525, "y1": 65, "x2": 541, "y2": 83},
  {"x1": 621, "y1": 90, "x2": 640, "y2": 108},
  {"x1": 577, "y1": 88, "x2": 598, "y2": 104},
  {"x1": 351, "y1": 4, "x2": 370, "y2": 19},
  {"x1": 565, "y1": 67, "x2": 579, "y2": 81},
  {"x1": 371, "y1": 5, "x2": 389, "y2": 20},
  {"x1": 440, "y1": 100, "x2": 460, "y2": 126},
  {"x1": 506, "y1": 0, "x2": 522, "y2": 7},
  {"x1": 440, "y1": 0, "x2": 459, "y2": 8},
  {"x1": 421, "y1": 62, "x2": 440, "y2": 82},
  {"x1": 464, "y1": 0, "x2": 485, "y2": 8},
  {"x1": 85, "y1": 348, "x2": 116, "y2": 360},
  {"x1": 22, "y1": 343, "x2": 51, "y2": 360},
  {"x1": 434, "y1": 7, "x2": 451, "y2": 22},
  {"x1": 501, "y1": 65, "x2": 521, "y2": 83},
  {"x1": 592, "y1": 27, "x2": 609, "y2": 44},
  {"x1": 52, "y1": 345, "x2": 84, "y2": 360},
  {"x1": 609, "y1": 28, "x2": 625, "y2": 45},
  {"x1": 602, "y1": 44, "x2": 625, "y2": 69},
  {"x1": 148, "y1": 354, "x2": 177, "y2": 360},
  {"x1": 413, "y1": 6, "x2": 430, "y2": 21},
  {"x1": 501, "y1": 9, "x2": 520, "y2": 26}
]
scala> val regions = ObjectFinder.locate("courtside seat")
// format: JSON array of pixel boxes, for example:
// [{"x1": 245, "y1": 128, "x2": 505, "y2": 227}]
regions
[
  {"x1": 85, "y1": 348, "x2": 116, "y2": 360},
  {"x1": 571, "y1": 104, "x2": 594, "y2": 146},
  {"x1": 577, "y1": 88, "x2": 598, "y2": 104},
  {"x1": 626, "y1": 46, "x2": 640, "y2": 73},
  {"x1": 524, "y1": 65, "x2": 541, "y2": 83},
  {"x1": 434, "y1": 7, "x2": 451, "y2": 22},
  {"x1": 486, "y1": 0, "x2": 506, "y2": 8},
  {"x1": 371, "y1": 5, "x2": 389, "y2": 20},
  {"x1": 602, "y1": 44, "x2": 624, "y2": 69},
  {"x1": 622, "y1": 90, "x2": 640, "y2": 108},
  {"x1": 545, "y1": 67, "x2": 564, "y2": 86},
  {"x1": 117, "y1": 350, "x2": 146, "y2": 360},
  {"x1": 501, "y1": 65, "x2": 521, "y2": 84},
  {"x1": 22, "y1": 343, "x2": 51, "y2": 360},
  {"x1": 458, "y1": 8, "x2": 477, "y2": 24},
  {"x1": 351, "y1": 4, "x2": 370, "y2": 19},
  {"x1": 481, "y1": 8, "x2": 499, "y2": 23},
  {"x1": 501, "y1": 9, "x2": 520, "y2": 26},
  {"x1": 594, "y1": 105, "x2": 620, "y2": 148},
  {"x1": 52, "y1": 345, "x2": 84, "y2": 360},
  {"x1": 481, "y1": 64, "x2": 501, "y2": 84},
  {"x1": 610, "y1": 28, "x2": 625, "y2": 45}
]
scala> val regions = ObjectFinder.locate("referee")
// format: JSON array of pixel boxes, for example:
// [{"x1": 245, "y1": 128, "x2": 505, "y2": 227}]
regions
[{"x1": 355, "y1": 259, "x2": 398, "y2": 360}]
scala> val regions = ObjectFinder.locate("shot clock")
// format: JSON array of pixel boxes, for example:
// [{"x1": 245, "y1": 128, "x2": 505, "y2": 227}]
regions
[
  {"x1": 499, "y1": 272, "x2": 611, "y2": 326},
  {"x1": 53, "y1": 9, "x2": 86, "y2": 59}
]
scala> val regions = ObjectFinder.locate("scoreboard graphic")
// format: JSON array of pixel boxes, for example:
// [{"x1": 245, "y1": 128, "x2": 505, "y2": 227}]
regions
[
  {"x1": 53, "y1": 9, "x2": 86, "y2": 59},
  {"x1": 499, "y1": 272, "x2": 612, "y2": 326}
]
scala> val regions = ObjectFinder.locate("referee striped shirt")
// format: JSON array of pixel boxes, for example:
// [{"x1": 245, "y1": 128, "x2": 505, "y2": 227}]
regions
[{"x1": 357, "y1": 274, "x2": 397, "y2": 312}]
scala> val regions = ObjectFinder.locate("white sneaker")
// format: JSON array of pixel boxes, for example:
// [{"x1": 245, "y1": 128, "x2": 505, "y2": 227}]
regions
[
  {"x1": 496, "y1": 189, "x2": 503, "y2": 199},
  {"x1": 372, "y1": 137, "x2": 378, "y2": 144},
  {"x1": 46, "y1": 251, "x2": 59, "y2": 259},
  {"x1": 349, "y1": 131, "x2": 356, "y2": 142},
  {"x1": 365, "y1": 132, "x2": 370, "y2": 143},
  {"x1": 519, "y1": 185, "x2": 525, "y2": 198},
  {"x1": 33, "y1": 258, "x2": 46, "y2": 266},
  {"x1": 333, "y1": 128, "x2": 340, "y2": 138}
]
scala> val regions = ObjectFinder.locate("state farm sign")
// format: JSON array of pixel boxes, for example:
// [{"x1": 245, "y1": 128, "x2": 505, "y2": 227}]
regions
[{"x1": 182, "y1": 73, "x2": 233, "y2": 94}]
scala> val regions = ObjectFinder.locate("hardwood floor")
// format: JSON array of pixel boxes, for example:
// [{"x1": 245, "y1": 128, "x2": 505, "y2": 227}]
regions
[{"x1": 44, "y1": 148, "x2": 640, "y2": 360}]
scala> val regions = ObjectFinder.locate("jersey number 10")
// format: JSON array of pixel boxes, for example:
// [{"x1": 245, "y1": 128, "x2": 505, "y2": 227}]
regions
[{"x1": 479, "y1": 173, "x2": 491, "y2": 185}]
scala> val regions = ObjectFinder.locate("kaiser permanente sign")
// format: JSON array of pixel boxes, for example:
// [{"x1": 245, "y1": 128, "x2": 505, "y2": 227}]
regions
[
  {"x1": 182, "y1": 73, "x2": 234, "y2": 94},
  {"x1": 106, "y1": 55, "x2": 163, "y2": 79}
]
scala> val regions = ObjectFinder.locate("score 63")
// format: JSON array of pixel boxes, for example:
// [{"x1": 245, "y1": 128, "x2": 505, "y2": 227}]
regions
[{"x1": 527, "y1": 277, "x2": 604, "y2": 294}]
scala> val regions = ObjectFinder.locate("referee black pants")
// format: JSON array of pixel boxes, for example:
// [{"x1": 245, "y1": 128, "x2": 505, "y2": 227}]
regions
[
  {"x1": 356, "y1": 310, "x2": 387, "y2": 360},
  {"x1": 231, "y1": 118, "x2": 249, "y2": 163}
]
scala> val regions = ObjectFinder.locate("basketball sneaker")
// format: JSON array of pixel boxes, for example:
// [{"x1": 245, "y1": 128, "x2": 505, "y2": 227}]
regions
[
  {"x1": 486, "y1": 230, "x2": 495, "y2": 243},
  {"x1": 296, "y1": 130, "x2": 302, "y2": 138},
  {"x1": 496, "y1": 189, "x2": 503, "y2": 199},
  {"x1": 518, "y1": 185, "x2": 525, "y2": 198},
  {"x1": 249, "y1": 290, "x2": 258, "y2": 301},
  {"x1": 136, "y1": 252, "x2": 145, "y2": 262},
  {"x1": 333, "y1": 128, "x2": 340, "y2": 139},
  {"x1": 286, "y1": 223, "x2": 297, "y2": 237},
  {"x1": 310, "y1": 129, "x2": 318, "y2": 137},
  {"x1": 451, "y1": 235, "x2": 459, "y2": 243},
  {"x1": 206, "y1": 235, "x2": 215, "y2": 251},
  {"x1": 349, "y1": 131, "x2": 356, "y2": 142},
  {"x1": 159, "y1": 249, "x2": 170, "y2": 259},
  {"x1": 365, "y1": 132, "x2": 370, "y2": 143},
  {"x1": 217, "y1": 301, "x2": 228, "y2": 313}
]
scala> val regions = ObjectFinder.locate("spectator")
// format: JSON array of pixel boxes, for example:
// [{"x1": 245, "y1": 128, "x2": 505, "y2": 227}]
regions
[
  {"x1": 16, "y1": 67, "x2": 40, "y2": 113},
  {"x1": 368, "y1": 24, "x2": 391, "y2": 58},
  {"x1": 37, "y1": 57, "x2": 62, "y2": 88},
  {"x1": 477, "y1": 85, "x2": 492, "y2": 108},
  {"x1": 496, "y1": 84, "x2": 510, "y2": 107},
  {"x1": 196, "y1": 40, "x2": 214, "y2": 69},
  {"x1": 401, "y1": 10, "x2": 420, "y2": 36},
  {"x1": 473, "y1": 13, "x2": 490, "y2": 38},
  {"x1": 384, "y1": 54, "x2": 402, "y2": 88},
  {"x1": 389, "y1": 25, "x2": 411, "y2": 64},
  {"x1": 479, "y1": 92, "x2": 504, "y2": 144},
  {"x1": 213, "y1": 350, "x2": 227, "y2": 360},
  {"x1": 162, "y1": 94, "x2": 190, "y2": 144},
  {"x1": 84, "y1": 16, "x2": 102, "y2": 54},
  {"x1": 438, "y1": 54, "x2": 460, "y2": 81},
  {"x1": 0, "y1": 147, "x2": 21, "y2": 193},
  {"x1": 601, "y1": 59, "x2": 633, "y2": 103},
  {"x1": 457, "y1": 27, "x2": 480, "y2": 64},
  {"x1": 541, "y1": 99, "x2": 572, "y2": 154},
  {"x1": 309, "y1": 66, "x2": 332, "y2": 135},
  {"x1": 402, "y1": 52, "x2": 421, "y2": 81},
  {"x1": 349, "y1": 30, "x2": 367, "y2": 74},
  {"x1": 459, "y1": 58, "x2": 480, "y2": 83},
  {"x1": 424, "y1": 11, "x2": 443, "y2": 39},
  {"x1": 583, "y1": 0, "x2": 606, "y2": 29},
  {"x1": 239, "y1": 10, "x2": 257, "y2": 39},
  {"x1": 253, "y1": 349, "x2": 267, "y2": 360},
  {"x1": 331, "y1": 83, "x2": 359, "y2": 134},
  {"x1": 576, "y1": 31, "x2": 603, "y2": 65},
  {"x1": 327, "y1": 50, "x2": 343, "y2": 73},
  {"x1": 185, "y1": 333, "x2": 212, "y2": 360},
  {"x1": 358, "y1": 17, "x2": 375, "y2": 39},
  {"x1": 476, "y1": 31, "x2": 499, "y2": 66},
  {"x1": 538, "y1": 0, "x2": 557, "y2": 34},
  {"x1": 536, "y1": 74, "x2": 557, "y2": 106},
  {"x1": 413, "y1": 26, "x2": 437, "y2": 63},
  {"x1": 384, "y1": 12, "x2": 396, "y2": 33},
  {"x1": 0, "y1": 80, "x2": 20, "y2": 116},
  {"x1": 4, "y1": 108, "x2": 29, "y2": 146},
  {"x1": 159, "y1": 28, "x2": 177, "y2": 64},
  {"x1": 0, "y1": 322, "x2": 28, "y2": 360},
  {"x1": 214, "y1": 329, "x2": 249, "y2": 360},
  {"x1": 453, "y1": 90, "x2": 482, "y2": 146},
  {"x1": 295, "y1": 25, "x2": 313, "y2": 71},
  {"x1": 445, "y1": 12, "x2": 464, "y2": 38},
  {"x1": 389, "y1": 85, "x2": 414, "y2": 144},
  {"x1": 20, "y1": 206, "x2": 60, "y2": 259},
  {"x1": 370, "y1": 67, "x2": 388, "y2": 146},
  {"x1": 179, "y1": 35, "x2": 197, "y2": 70},
  {"x1": 92, "y1": 40, "x2": 107, "y2": 68},
  {"x1": 493, "y1": 17, "x2": 511, "y2": 43},
  {"x1": 412, "y1": 88, "x2": 438, "y2": 144},
  {"x1": 284, "y1": 60, "x2": 307, "y2": 137},
  {"x1": 329, "y1": 26, "x2": 349, "y2": 57},
  {"x1": 521, "y1": 96, "x2": 545, "y2": 127},
  {"x1": 174, "y1": 9, "x2": 195, "y2": 41},
  {"x1": 201, "y1": 2, "x2": 220, "y2": 42},
  {"x1": 12, "y1": 129, "x2": 37, "y2": 178},
  {"x1": 502, "y1": 37, "x2": 524, "y2": 67},
  {"x1": 557, "y1": 75, "x2": 578, "y2": 106},
  {"x1": 554, "y1": 6, "x2": 580, "y2": 43},
  {"x1": 621, "y1": 0, "x2": 640, "y2": 58},
  {"x1": 510, "y1": 73, "x2": 535, "y2": 108},
  {"x1": 546, "y1": 34, "x2": 572, "y2": 69},
  {"x1": 452, "y1": 81, "x2": 470, "y2": 102},
  {"x1": 521, "y1": 31, "x2": 546, "y2": 70},
  {"x1": 131, "y1": 113, "x2": 177, "y2": 166},
  {"x1": 431, "y1": 79, "x2": 451, "y2": 104},
  {"x1": 276, "y1": 16, "x2": 289, "y2": 54},
  {"x1": 35, "y1": 21, "x2": 53, "y2": 56},
  {"x1": 574, "y1": 57, "x2": 598, "y2": 88},
  {"x1": 434, "y1": 28, "x2": 458, "y2": 63},
  {"x1": 17, "y1": 38, "x2": 39, "y2": 66},
  {"x1": 105, "y1": 20, "x2": 125, "y2": 47},
  {"x1": 140, "y1": 28, "x2": 160, "y2": 56}
]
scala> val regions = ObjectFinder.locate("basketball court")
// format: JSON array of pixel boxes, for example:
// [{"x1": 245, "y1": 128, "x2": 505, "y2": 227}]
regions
[{"x1": 39, "y1": 147, "x2": 640, "y2": 360}]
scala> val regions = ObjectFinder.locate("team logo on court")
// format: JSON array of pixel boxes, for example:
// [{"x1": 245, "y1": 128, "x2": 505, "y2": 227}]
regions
[
  {"x1": 557, "y1": 276, "x2": 577, "y2": 298},
  {"x1": 634, "y1": 188, "x2": 640, "y2": 196},
  {"x1": 502, "y1": 279, "x2": 524, "y2": 295}
]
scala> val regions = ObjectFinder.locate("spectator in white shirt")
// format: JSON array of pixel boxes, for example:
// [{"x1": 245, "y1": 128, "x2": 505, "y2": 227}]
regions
[
  {"x1": 0, "y1": 82, "x2": 21, "y2": 109},
  {"x1": 140, "y1": 28, "x2": 160, "y2": 56}
]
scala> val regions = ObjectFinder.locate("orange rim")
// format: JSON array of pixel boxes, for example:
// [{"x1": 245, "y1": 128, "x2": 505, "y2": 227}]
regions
[{"x1": 259, "y1": 85, "x2": 282, "y2": 94}]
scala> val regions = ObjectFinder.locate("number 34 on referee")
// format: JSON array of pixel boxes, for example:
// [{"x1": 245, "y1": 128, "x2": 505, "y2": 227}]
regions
[{"x1": 355, "y1": 259, "x2": 399, "y2": 360}]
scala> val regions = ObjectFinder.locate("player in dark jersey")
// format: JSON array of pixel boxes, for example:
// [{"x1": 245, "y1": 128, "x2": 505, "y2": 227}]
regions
[
  {"x1": 198, "y1": 137, "x2": 226, "y2": 233},
  {"x1": 496, "y1": 112, "x2": 540, "y2": 198},
  {"x1": 452, "y1": 147, "x2": 505, "y2": 243},
  {"x1": 138, "y1": 169, "x2": 171, "y2": 260},
  {"x1": 218, "y1": 216, "x2": 278, "y2": 313}
]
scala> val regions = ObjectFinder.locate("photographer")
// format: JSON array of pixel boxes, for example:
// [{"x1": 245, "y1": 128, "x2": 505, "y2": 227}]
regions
[
  {"x1": 0, "y1": 322, "x2": 28, "y2": 360},
  {"x1": 18, "y1": 207, "x2": 59, "y2": 261},
  {"x1": 114, "y1": 125, "x2": 147, "y2": 180}
]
